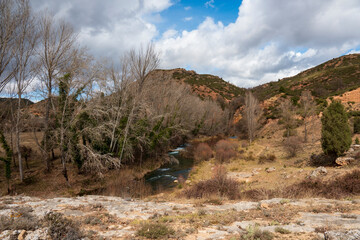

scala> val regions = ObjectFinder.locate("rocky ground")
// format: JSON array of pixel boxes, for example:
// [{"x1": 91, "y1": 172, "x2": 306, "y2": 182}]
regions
[{"x1": 0, "y1": 195, "x2": 360, "y2": 239}]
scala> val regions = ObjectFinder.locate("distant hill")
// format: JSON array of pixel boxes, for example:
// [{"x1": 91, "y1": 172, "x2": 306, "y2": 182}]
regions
[
  {"x1": 0, "y1": 98, "x2": 34, "y2": 120},
  {"x1": 149, "y1": 68, "x2": 245, "y2": 102},
  {"x1": 252, "y1": 54, "x2": 360, "y2": 102}
]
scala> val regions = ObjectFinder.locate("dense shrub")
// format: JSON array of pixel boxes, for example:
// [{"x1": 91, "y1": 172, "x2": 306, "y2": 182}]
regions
[
  {"x1": 309, "y1": 153, "x2": 337, "y2": 166},
  {"x1": 258, "y1": 153, "x2": 276, "y2": 164},
  {"x1": 355, "y1": 137, "x2": 359, "y2": 145},
  {"x1": 321, "y1": 101, "x2": 352, "y2": 156},
  {"x1": 183, "y1": 165, "x2": 240, "y2": 199},
  {"x1": 137, "y1": 223, "x2": 175, "y2": 239},
  {"x1": 283, "y1": 136, "x2": 302, "y2": 157},
  {"x1": 214, "y1": 140, "x2": 237, "y2": 163},
  {"x1": 0, "y1": 207, "x2": 38, "y2": 231},
  {"x1": 354, "y1": 117, "x2": 360, "y2": 134},
  {"x1": 285, "y1": 170, "x2": 360, "y2": 199},
  {"x1": 44, "y1": 212, "x2": 83, "y2": 240},
  {"x1": 193, "y1": 143, "x2": 213, "y2": 161}
]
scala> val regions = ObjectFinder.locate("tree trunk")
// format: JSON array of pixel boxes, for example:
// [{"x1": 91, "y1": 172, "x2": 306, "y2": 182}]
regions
[
  {"x1": 304, "y1": 119, "x2": 308, "y2": 143},
  {"x1": 44, "y1": 84, "x2": 52, "y2": 172},
  {"x1": 16, "y1": 93, "x2": 23, "y2": 182}
]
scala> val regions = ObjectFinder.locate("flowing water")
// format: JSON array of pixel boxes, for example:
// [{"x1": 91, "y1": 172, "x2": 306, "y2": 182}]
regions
[{"x1": 144, "y1": 145, "x2": 194, "y2": 190}]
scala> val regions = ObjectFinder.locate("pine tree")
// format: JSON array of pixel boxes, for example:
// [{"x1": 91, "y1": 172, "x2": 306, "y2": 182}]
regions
[{"x1": 321, "y1": 101, "x2": 351, "y2": 157}]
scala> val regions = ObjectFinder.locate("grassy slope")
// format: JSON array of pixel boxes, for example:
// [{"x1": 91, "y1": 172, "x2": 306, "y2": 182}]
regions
[
  {"x1": 169, "y1": 68, "x2": 245, "y2": 101},
  {"x1": 253, "y1": 54, "x2": 360, "y2": 102}
]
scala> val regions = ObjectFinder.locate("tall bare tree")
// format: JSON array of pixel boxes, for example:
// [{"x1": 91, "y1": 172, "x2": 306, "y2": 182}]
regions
[
  {"x1": 0, "y1": 0, "x2": 20, "y2": 91},
  {"x1": 300, "y1": 90, "x2": 316, "y2": 142},
  {"x1": 244, "y1": 91, "x2": 262, "y2": 144},
  {"x1": 37, "y1": 12, "x2": 78, "y2": 171},
  {"x1": 118, "y1": 44, "x2": 160, "y2": 164},
  {"x1": 12, "y1": 0, "x2": 39, "y2": 182},
  {"x1": 280, "y1": 98, "x2": 296, "y2": 138}
]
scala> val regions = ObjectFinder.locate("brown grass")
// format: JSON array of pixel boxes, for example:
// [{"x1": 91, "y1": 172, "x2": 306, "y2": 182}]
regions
[
  {"x1": 215, "y1": 140, "x2": 237, "y2": 163},
  {"x1": 244, "y1": 169, "x2": 360, "y2": 200},
  {"x1": 193, "y1": 143, "x2": 213, "y2": 161},
  {"x1": 105, "y1": 168, "x2": 152, "y2": 199},
  {"x1": 183, "y1": 165, "x2": 240, "y2": 200}
]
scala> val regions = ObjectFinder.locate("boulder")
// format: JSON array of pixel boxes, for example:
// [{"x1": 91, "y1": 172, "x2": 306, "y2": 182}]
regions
[
  {"x1": 335, "y1": 157, "x2": 355, "y2": 166},
  {"x1": 308, "y1": 166, "x2": 327, "y2": 179},
  {"x1": 324, "y1": 229, "x2": 360, "y2": 240},
  {"x1": 266, "y1": 167, "x2": 276, "y2": 173}
]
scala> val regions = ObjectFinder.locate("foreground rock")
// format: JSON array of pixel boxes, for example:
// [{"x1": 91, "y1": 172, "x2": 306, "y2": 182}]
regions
[
  {"x1": 325, "y1": 229, "x2": 360, "y2": 240},
  {"x1": 0, "y1": 195, "x2": 359, "y2": 239}
]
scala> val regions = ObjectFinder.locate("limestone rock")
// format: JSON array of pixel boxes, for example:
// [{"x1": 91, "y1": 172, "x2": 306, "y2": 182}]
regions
[
  {"x1": 335, "y1": 157, "x2": 355, "y2": 166},
  {"x1": 308, "y1": 166, "x2": 327, "y2": 179},
  {"x1": 18, "y1": 230, "x2": 26, "y2": 240},
  {"x1": 266, "y1": 167, "x2": 276, "y2": 173},
  {"x1": 324, "y1": 229, "x2": 360, "y2": 240}
]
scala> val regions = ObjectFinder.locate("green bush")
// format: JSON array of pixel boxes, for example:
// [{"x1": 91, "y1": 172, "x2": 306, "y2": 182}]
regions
[
  {"x1": 321, "y1": 101, "x2": 352, "y2": 157},
  {"x1": 137, "y1": 223, "x2": 175, "y2": 239},
  {"x1": 354, "y1": 117, "x2": 360, "y2": 134},
  {"x1": 355, "y1": 137, "x2": 359, "y2": 145}
]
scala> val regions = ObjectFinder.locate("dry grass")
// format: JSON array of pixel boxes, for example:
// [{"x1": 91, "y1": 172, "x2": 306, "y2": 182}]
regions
[
  {"x1": 244, "y1": 169, "x2": 360, "y2": 200},
  {"x1": 193, "y1": 142, "x2": 213, "y2": 161},
  {"x1": 215, "y1": 140, "x2": 237, "y2": 163},
  {"x1": 183, "y1": 165, "x2": 240, "y2": 200}
]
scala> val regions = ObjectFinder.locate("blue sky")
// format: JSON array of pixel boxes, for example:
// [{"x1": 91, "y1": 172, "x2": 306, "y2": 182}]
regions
[
  {"x1": 155, "y1": 0, "x2": 242, "y2": 36},
  {"x1": 26, "y1": 0, "x2": 360, "y2": 88}
]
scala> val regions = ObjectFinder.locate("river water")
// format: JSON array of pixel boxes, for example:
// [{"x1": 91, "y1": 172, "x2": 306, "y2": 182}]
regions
[{"x1": 144, "y1": 145, "x2": 194, "y2": 191}]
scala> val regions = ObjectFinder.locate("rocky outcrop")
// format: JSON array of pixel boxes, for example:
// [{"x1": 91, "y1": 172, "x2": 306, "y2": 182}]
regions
[
  {"x1": 325, "y1": 229, "x2": 360, "y2": 240},
  {"x1": 308, "y1": 166, "x2": 327, "y2": 179}
]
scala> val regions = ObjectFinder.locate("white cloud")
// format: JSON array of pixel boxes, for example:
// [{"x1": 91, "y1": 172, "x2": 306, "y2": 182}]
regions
[
  {"x1": 31, "y1": 0, "x2": 173, "y2": 60},
  {"x1": 184, "y1": 17, "x2": 193, "y2": 21},
  {"x1": 157, "y1": 0, "x2": 360, "y2": 87},
  {"x1": 205, "y1": 0, "x2": 215, "y2": 8},
  {"x1": 29, "y1": 0, "x2": 360, "y2": 88}
]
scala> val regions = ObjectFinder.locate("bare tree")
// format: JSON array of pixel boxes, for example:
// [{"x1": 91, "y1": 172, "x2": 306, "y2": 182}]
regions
[
  {"x1": 118, "y1": 44, "x2": 160, "y2": 164},
  {"x1": 0, "y1": 0, "x2": 20, "y2": 91},
  {"x1": 300, "y1": 90, "x2": 316, "y2": 142},
  {"x1": 280, "y1": 98, "x2": 296, "y2": 138},
  {"x1": 12, "y1": 0, "x2": 39, "y2": 182},
  {"x1": 37, "y1": 12, "x2": 78, "y2": 171},
  {"x1": 244, "y1": 91, "x2": 262, "y2": 144}
]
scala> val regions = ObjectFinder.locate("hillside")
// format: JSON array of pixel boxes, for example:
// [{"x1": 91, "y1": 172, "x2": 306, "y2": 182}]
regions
[
  {"x1": 252, "y1": 54, "x2": 360, "y2": 102},
  {"x1": 149, "y1": 68, "x2": 245, "y2": 101},
  {"x1": 0, "y1": 98, "x2": 34, "y2": 120}
]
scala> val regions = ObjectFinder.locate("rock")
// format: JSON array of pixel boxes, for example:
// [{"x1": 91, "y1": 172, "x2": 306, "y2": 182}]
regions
[
  {"x1": 18, "y1": 230, "x2": 26, "y2": 240},
  {"x1": 260, "y1": 203, "x2": 270, "y2": 209},
  {"x1": 24, "y1": 228, "x2": 49, "y2": 240},
  {"x1": 324, "y1": 229, "x2": 360, "y2": 240},
  {"x1": 266, "y1": 167, "x2": 275, "y2": 173},
  {"x1": 352, "y1": 144, "x2": 360, "y2": 149},
  {"x1": 335, "y1": 157, "x2": 355, "y2": 166},
  {"x1": 308, "y1": 166, "x2": 327, "y2": 179},
  {"x1": 348, "y1": 148, "x2": 355, "y2": 153}
]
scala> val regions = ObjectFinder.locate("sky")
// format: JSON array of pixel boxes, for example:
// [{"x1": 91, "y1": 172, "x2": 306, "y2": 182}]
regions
[{"x1": 30, "y1": 0, "x2": 360, "y2": 88}]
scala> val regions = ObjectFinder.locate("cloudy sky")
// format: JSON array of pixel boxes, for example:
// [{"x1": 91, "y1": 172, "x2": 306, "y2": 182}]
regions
[{"x1": 30, "y1": 0, "x2": 360, "y2": 88}]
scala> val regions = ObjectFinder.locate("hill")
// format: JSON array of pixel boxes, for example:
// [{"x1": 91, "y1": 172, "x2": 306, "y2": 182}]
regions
[
  {"x1": 149, "y1": 68, "x2": 245, "y2": 101},
  {"x1": 252, "y1": 54, "x2": 360, "y2": 102},
  {"x1": 0, "y1": 98, "x2": 34, "y2": 120}
]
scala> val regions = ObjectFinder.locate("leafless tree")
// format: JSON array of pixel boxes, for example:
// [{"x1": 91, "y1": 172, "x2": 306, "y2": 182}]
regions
[
  {"x1": 12, "y1": 0, "x2": 39, "y2": 182},
  {"x1": 118, "y1": 43, "x2": 160, "y2": 164},
  {"x1": 300, "y1": 90, "x2": 316, "y2": 142},
  {"x1": 280, "y1": 98, "x2": 296, "y2": 138},
  {"x1": 244, "y1": 91, "x2": 262, "y2": 144},
  {"x1": 37, "y1": 12, "x2": 78, "y2": 171},
  {"x1": 0, "y1": 0, "x2": 20, "y2": 91}
]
